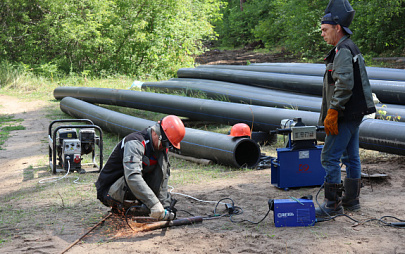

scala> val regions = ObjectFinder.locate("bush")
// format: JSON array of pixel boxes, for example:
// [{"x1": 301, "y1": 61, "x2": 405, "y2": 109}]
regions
[{"x1": 0, "y1": 0, "x2": 223, "y2": 79}]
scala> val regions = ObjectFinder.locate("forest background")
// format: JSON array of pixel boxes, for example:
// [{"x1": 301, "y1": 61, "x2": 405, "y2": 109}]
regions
[{"x1": 0, "y1": 0, "x2": 404, "y2": 84}]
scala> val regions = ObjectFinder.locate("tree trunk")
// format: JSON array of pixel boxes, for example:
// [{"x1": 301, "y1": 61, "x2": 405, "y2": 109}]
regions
[{"x1": 240, "y1": 0, "x2": 246, "y2": 11}]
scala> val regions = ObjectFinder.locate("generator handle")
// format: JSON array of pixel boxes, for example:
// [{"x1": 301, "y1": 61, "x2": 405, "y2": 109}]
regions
[
  {"x1": 48, "y1": 119, "x2": 94, "y2": 137},
  {"x1": 49, "y1": 122, "x2": 103, "y2": 174}
]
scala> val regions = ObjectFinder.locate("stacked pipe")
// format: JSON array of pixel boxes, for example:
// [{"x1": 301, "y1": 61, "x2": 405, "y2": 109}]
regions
[
  {"x1": 197, "y1": 63, "x2": 405, "y2": 82},
  {"x1": 176, "y1": 65, "x2": 405, "y2": 105},
  {"x1": 141, "y1": 78, "x2": 405, "y2": 122},
  {"x1": 54, "y1": 87, "x2": 405, "y2": 156},
  {"x1": 54, "y1": 63, "x2": 405, "y2": 167}
]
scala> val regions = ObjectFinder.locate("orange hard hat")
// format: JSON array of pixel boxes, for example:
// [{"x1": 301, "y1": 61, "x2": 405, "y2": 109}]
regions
[
  {"x1": 160, "y1": 115, "x2": 186, "y2": 149},
  {"x1": 229, "y1": 123, "x2": 251, "y2": 137}
]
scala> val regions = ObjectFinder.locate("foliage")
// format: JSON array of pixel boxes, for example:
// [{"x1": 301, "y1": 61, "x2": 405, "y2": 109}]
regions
[
  {"x1": 0, "y1": 0, "x2": 403, "y2": 79},
  {"x1": 351, "y1": 0, "x2": 405, "y2": 55},
  {"x1": 215, "y1": 0, "x2": 405, "y2": 58},
  {"x1": 0, "y1": 0, "x2": 224, "y2": 79}
]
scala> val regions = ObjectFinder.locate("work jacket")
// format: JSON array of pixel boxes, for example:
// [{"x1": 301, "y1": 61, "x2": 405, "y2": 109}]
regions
[
  {"x1": 319, "y1": 35, "x2": 376, "y2": 124},
  {"x1": 95, "y1": 128, "x2": 171, "y2": 209}
]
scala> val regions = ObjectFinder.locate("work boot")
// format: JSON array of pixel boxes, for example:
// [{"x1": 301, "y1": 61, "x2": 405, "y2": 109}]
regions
[
  {"x1": 342, "y1": 178, "x2": 362, "y2": 211},
  {"x1": 315, "y1": 182, "x2": 344, "y2": 218}
]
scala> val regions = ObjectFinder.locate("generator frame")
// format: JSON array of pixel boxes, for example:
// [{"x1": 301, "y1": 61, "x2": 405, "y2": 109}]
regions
[{"x1": 48, "y1": 119, "x2": 103, "y2": 174}]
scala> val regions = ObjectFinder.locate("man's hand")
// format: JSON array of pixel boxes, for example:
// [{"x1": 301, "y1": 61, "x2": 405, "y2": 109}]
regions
[
  {"x1": 150, "y1": 202, "x2": 175, "y2": 221},
  {"x1": 150, "y1": 202, "x2": 164, "y2": 219},
  {"x1": 324, "y1": 108, "x2": 339, "y2": 135}
]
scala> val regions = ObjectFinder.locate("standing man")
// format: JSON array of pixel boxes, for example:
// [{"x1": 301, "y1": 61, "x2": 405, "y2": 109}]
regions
[
  {"x1": 96, "y1": 115, "x2": 186, "y2": 221},
  {"x1": 316, "y1": 0, "x2": 376, "y2": 217}
]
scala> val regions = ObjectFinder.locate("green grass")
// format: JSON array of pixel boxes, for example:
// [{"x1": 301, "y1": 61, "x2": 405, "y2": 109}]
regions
[{"x1": 0, "y1": 115, "x2": 25, "y2": 150}]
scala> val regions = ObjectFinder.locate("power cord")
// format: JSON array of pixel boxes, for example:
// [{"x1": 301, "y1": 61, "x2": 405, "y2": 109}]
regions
[
  {"x1": 39, "y1": 159, "x2": 87, "y2": 184},
  {"x1": 168, "y1": 185, "x2": 226, "y2": 205}
]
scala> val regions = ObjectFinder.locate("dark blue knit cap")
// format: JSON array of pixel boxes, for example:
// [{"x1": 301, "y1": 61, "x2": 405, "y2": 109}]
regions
[{"x1": 321, "y1": 13, "x2": 353, "y2": 34}]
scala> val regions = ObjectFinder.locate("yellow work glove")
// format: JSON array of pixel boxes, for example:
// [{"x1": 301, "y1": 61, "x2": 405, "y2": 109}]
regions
[{"x1": 324, "y1": 108, "x2": 339, "y2": 135}]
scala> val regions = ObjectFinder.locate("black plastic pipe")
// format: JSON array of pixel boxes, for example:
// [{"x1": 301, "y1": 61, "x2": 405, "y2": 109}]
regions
[
  {"x1": 197, "y1": 63, "x2": 405, "y2": 82},
  {"x1": 142, "y1": 79, "x2": 321, "y2": 111},
  {"x1": 177, "y1": 67, "x2": 324, "y2": 96},
  {"x1": 177, "y1": 67, "x2": 405, "y2": 105},
  {"x1": 250, "y1": 62, "x2": 405, "y2": 75},
  {"x1": 59, "y1": 97, "x2": 261, "y2": 168},
  {"x1": 359, "y1": 119, "x2": 405, "y2": 154},
  {"x1": 54, "y1": 86, "x2": 320, "y2": 133},
  {"x1": 142, "y1": 78, "x2": 405, "y2": 122},
  {"x1": 54, "y1": 87, "x2": 405, "y2": 156}
]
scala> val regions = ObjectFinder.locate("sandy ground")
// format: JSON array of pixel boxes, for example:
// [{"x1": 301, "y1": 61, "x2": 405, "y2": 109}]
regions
[{"x1": 1, "y1": 88, "x2": 405, "y2": 254}]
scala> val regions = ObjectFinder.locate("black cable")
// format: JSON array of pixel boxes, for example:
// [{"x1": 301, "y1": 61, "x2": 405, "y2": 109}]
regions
[
  {"x1": 378, "y1": 215, "x2": 405, "y2": 228},
  {"x1": 229, "y1": 208, "x2": 271, "y2": 225},
  {"x1": 212, "y1": 197, "x2": 271, "y2": 225},
  {"x1": 177, "y1": 209, "x2": 195, "y2": 217},
  {"x1": 124, "y1": 205, "x2": 140, "y2": 231},
  {"x1": 316, "y1": 213, "x2": 360, "y2": 223},
  {"x1": 314, "y1": 182, "x2": 333, "y2": 218},
  {"x1": 213, "y1": 198, "x2": 235, "y2": 216}
]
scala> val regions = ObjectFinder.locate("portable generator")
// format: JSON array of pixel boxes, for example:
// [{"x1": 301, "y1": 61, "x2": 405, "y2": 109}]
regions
[
  {"x1": 270, "y1": 118, "x2": 325, "y2": 190},
  {"x1": 269, "y1": 196, "x2": 316, "y2": 227},
  {"x1": 48, "y1": 119, "x2": 103, "y2": 174}
]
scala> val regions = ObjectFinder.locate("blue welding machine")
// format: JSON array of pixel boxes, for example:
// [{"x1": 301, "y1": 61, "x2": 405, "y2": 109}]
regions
[
  {"x1": 271, "y1": 118, "x2": 326, "y2": 190},
  {"x1": 270, "y1": 198, "x2": 316, "y2": 227}
]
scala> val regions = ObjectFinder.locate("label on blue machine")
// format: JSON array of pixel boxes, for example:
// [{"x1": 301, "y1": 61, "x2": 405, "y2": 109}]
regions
[{"x1": 299, "y1": 150, "x2": 309, "y2": 159}]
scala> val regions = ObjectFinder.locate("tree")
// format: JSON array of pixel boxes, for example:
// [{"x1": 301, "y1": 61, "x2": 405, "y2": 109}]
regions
[{"x1": 0, "y1": 0, "x2": 224, "y2": 78}]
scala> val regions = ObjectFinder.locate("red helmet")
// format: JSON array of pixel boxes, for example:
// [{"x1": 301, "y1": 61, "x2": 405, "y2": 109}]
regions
[
  {"x1": 229, "y1": 123, "x2": 251, "y2": 137},
  {"x1": 160, "y1": 115, "x2": 185, "y2": 149}
]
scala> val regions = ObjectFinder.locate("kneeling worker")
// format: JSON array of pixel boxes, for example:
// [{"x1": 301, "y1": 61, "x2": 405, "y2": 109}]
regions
[{"x1": 96, "y1": 115, "x2": 186, "y2": 221}]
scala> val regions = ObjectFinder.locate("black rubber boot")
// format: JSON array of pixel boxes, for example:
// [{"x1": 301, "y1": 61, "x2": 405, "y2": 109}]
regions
[
  {"x1": 315, "y1": 182, "x2": 344, "y2": 218},
  {"x1": 342, "y1": 178, "x2": 361, "y2": 211}
]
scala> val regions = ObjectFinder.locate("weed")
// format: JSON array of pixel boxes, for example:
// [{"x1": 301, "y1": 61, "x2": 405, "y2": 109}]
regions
[
  {"x1": 0, "y1": 114, "x2": 25, "y2": 149},
  {"x1": 309, "y1": 228, "x2": 328, "y2": 240},
  {"x1": 377, "y1": 105, "x2": 401, "y2": 122}
]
